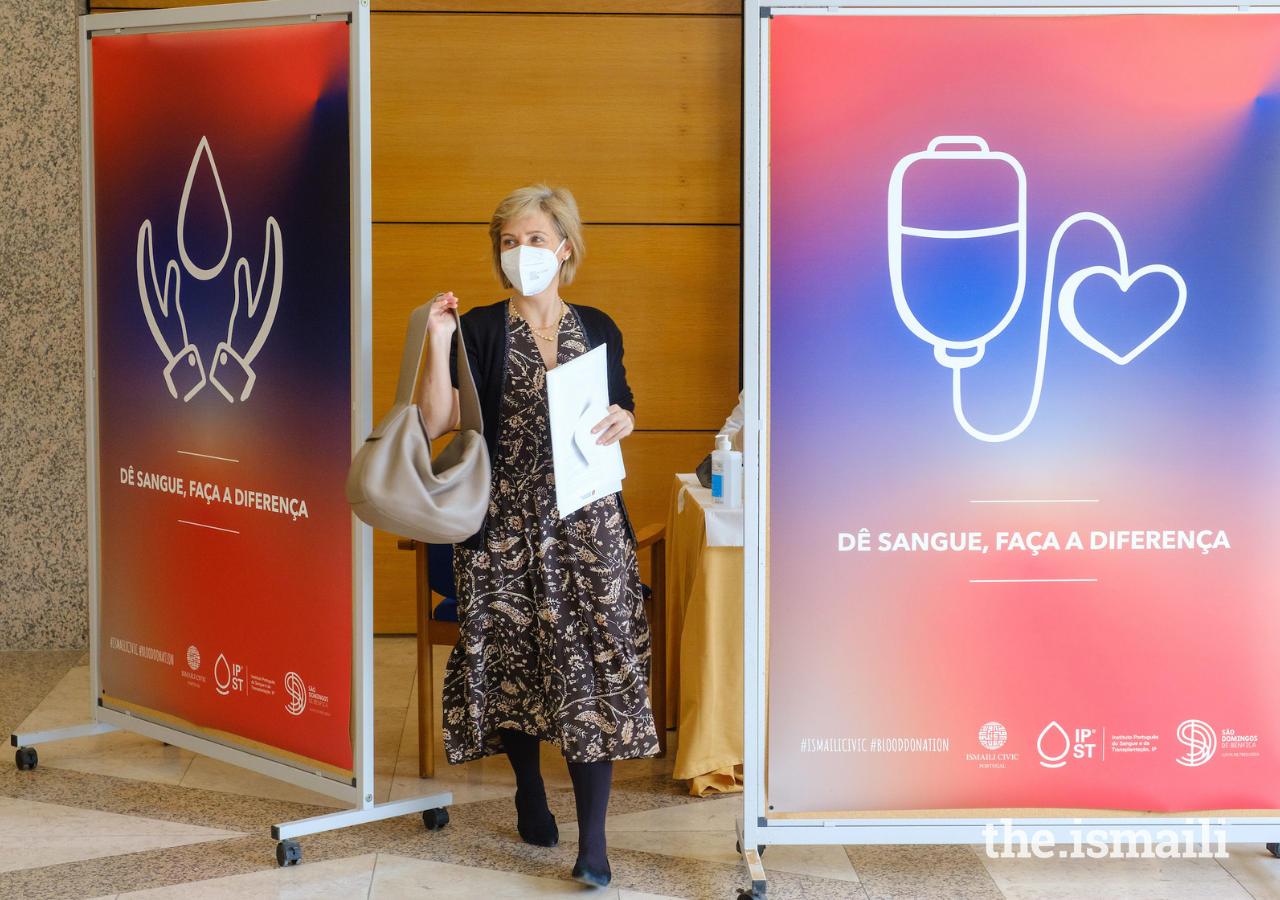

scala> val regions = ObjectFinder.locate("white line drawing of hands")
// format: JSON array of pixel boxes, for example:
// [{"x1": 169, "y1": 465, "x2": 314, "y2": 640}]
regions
[
  {"x1": 137, "y1": 219, "x2": 206, "y2": 401},
  {"x1": 209, "y1": 216, "x2": 283, "y2": 402},
  {"x1": 138, "y1": 135, "x2": 283, "y2": 403}
]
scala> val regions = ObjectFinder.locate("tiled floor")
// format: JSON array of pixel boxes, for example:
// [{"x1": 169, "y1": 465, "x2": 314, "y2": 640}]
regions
[{"x1": 3, "y1": 643, "x2": 1280, "y2": 900}]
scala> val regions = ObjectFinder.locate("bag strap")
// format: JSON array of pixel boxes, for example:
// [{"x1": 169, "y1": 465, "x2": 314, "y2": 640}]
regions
[{"x1": 388, "y1": 296, "x2": 483, "y2": 435}]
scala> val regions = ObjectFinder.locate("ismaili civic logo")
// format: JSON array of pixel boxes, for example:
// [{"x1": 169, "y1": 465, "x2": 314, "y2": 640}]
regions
[
  {"x1": 284, "y1": 672, "x2": 307, "y2": 715},
  {"x1": 1176, "y1": 719, "x2": 1216, "y2": 767},
  {"x1": 978, "y1": 722, "x2": 1007, "y2": 750},
  {"x1": 186, "y1": 645, "x2": 201, "y2": 671}
]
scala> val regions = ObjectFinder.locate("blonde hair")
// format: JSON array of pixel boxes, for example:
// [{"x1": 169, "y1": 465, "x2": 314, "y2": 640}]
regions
[{"x1": 489, "y1": 184, "x2": 585, "y2": 288}]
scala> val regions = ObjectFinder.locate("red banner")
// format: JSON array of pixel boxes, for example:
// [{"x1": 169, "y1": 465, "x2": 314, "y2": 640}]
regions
[
  {"x1": 92, "y1": 22, "x2": 355, "y2": 771},
  {"x1": 768, "y1": 15, "x2": 1280, "y2": 812}
]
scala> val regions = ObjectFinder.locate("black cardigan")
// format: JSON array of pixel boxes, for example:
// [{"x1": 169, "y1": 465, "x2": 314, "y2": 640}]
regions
[{"x1": 449, "y1": 300, "x2": 637, "y2": 544}]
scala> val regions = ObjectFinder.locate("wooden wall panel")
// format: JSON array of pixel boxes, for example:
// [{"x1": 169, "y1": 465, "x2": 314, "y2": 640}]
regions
[
  {"x1": 620, "y1": 431, "x2": 715, "y2": 533},
  {"x1": 371, "y1": 14, "x2": 741, "y2": 224},
  {"x1": 372, "y1": 223, "x2": 740, "y2": 431},
  {"x1": 373, "y1": 430, "x2": 714, "y2": 632}
]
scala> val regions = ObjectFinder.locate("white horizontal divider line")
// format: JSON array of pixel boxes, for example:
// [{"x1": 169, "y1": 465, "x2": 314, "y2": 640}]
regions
[
  {"x1": 970, "y1": 499, "x2": 1098, "y2": 503},
  {"x1": 177, "y1": 450, "x2": 240, "y2": 463},
  {"x1": 179, "y1": 519, "x2": 240, "y2": 534},
  {"x1": 970, "y1": 578, "x2": 1097, "y2": 583}
]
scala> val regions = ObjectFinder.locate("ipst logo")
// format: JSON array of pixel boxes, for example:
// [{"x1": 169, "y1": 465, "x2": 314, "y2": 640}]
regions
[
  {"x1": 1038, "y1": 721, "x2": 1099, "y2": 768},
  {"x1": 214, "y1": 653, "x2": 244, "y2": 695},
  {"x1": 1176, "y1": 720, "x2": 1216, "y2": 767},
  {"x1": 285, "y1": 672, "x2": 307, "y2": 715}
]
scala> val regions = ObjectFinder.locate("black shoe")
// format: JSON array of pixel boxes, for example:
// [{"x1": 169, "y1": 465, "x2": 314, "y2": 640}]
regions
[
  {"x1": 514, "y1": 789, "x2": 558, "y2": 847},
  {"x1": 571, "y1": 860, "x2": 611, "y2": 888}
]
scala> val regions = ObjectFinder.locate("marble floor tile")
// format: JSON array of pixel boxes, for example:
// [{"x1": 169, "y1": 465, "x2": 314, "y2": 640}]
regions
[
  {"x1": 371, "y1": 852, "x2": 632, "y2": 898},
  {"x1": 386, "y1": 766, "x2": 516, "y2": 807},
  {"x1": 21, "y1": 661, "x2": 92, "y2": 711},
  {"x1": 16, "y1": 692, "x2": 198, "y2": 765},
  {"x1": 81, "y1": 852, "x2": 691, "y2": 900},
  {"x1": 1217, "y1": 844, "x2": 1280, "y2": 900},
  {"x1": 374, "y1": 707, "x2": 408, "y2": 756},
  {"x1": 373, "y1": 636, "x2": 418, "y2": 668},
  {"x1": 552, "y1": 793, "x2": 860, "y2": 883},
  {"x1": 41, "y1": 754, "x2": 194, "y2": 785},
  {"x1": 113, "y1": 851, "x2": 377, "y2": 899},
  {"x1": 0, "y1": 796, "x2": 240, "y2": 874},
  {"x1": 857, "y1": 872, "x2": 1003, "y2": 900},
  {"x1": 596, "y1": 830, "x2": 859, "y2": 883},
  {"x1": 562, "y1": 794, "x2": 742, "y2": 837},
  {"x1": 24, "y1": 727, "x2": 198, "y2": 763},
  {"x1": 975, "y1": 843, "x2": 1254, "y2": 900},
  {"x1": 373, "y1": 668, "x2": 417, "y2": 711},
  {"x1": 848, "y1": 844, "x2": 994, "y2": 877},
  {"x1": 176, "y1": 757, "x2": 345, "y2": 809},
  {"x1": 0, "y1": 651, "x2": 84, "y2": 748},
  {"x1": 372, "y1": 636, "x2": 418, "y2": 710}
]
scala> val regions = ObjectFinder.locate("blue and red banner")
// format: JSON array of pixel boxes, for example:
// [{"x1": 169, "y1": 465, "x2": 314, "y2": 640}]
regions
[
  {"x1": 768, "y1": 15, "x2": 1280, "y2": 812},
  {"x1": 92, "y1": 22, "x2": 354, "y2": 770}
]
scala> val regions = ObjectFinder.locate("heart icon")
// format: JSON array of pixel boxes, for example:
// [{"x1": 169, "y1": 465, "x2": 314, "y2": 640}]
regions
[{"x1": 1057, "y1": 233, "x2": 1186, "y2": 365}]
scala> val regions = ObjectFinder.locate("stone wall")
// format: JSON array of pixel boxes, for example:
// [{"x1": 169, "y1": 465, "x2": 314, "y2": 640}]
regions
[{"x1": 0, "y1": 0, "x2": 89, "y2": 649}]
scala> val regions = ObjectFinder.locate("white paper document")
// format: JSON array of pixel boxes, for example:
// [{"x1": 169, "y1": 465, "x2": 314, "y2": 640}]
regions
[{"x1": 546, "y1": 344, "x2": 626, "y2": 517}]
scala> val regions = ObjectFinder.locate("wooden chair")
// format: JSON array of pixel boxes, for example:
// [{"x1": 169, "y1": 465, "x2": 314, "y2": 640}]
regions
[{"x1": 399, "y1": 523, "x2": 667, "y2": 778}]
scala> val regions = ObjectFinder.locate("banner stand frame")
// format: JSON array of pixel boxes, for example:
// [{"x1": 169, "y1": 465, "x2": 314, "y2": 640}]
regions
[
  {"x1": 740, "y1": 3, "x2": 1280, "y2": 896},
  {"x1": 11, "y1": 0, "x2": 451, "y2": 868}
]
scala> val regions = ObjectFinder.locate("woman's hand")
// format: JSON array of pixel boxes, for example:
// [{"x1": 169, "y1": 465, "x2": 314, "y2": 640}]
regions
[
  {"x1": 417, "y1": 292, "x2": 461, "y2": 440},
  {"x1": 591, "y1": 404, "x2": 634, "y2": 446},
  {"x1": 428, "y1": 292, "x2": 459, "y2": 341}
]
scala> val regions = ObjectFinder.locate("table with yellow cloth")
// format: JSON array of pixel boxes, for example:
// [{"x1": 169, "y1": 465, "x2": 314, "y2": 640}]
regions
[{"x1": 664, "y1": 473, "x2": 744, "y2": 796}]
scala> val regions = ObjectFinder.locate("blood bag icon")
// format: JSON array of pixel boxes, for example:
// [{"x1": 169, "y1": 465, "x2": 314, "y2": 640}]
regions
[
  {"x1": 888, "y1": 136, "x2": 1027, "y2": 370},
  {"x1": 886, "y1": 135, "x2": 1186, "y2": 442}
]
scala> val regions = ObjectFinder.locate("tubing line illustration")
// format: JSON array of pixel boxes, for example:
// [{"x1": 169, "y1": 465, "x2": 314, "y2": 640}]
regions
[{"x1": 889, "y1": 136, "x2": 1186, "y2": 442}]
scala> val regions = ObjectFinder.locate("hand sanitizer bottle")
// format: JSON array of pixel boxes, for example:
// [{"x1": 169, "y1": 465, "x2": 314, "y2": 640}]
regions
[{"x1": 711, "y1": 435, "x2": 742, "y2": 508}]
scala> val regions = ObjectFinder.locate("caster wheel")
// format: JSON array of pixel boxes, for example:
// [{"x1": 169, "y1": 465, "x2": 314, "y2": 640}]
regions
[
  {"x1": 735, "y1": 841, "x2": 766, "y2": 857},
  {"x1": 423, "y1": 807, "x2": 450, "y2": 831},
  {"x1": 15, "y1": 747, "x2": 37, "y2": 771},
  {"x1": 276, "y1": 839, "x2": 301, "y2": 867},
  {"x1": 1267, "y1": 843, "x2": 1280, "y2": 858}
]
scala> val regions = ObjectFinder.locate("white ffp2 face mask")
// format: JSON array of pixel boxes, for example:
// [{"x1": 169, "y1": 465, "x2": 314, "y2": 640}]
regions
[{"x1": 501, "y1": 238, "x2": 566, "y2": 296}]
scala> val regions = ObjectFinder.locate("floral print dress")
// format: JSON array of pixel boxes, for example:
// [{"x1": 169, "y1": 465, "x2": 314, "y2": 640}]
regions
[{"x1": 441, "y1": 305, "x2": 659, "y2": 765}]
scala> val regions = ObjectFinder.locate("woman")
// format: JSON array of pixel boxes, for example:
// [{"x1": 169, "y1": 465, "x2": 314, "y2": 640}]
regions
[{"x1": 414, "y1": 184, "x2": 659, "y2": 887}]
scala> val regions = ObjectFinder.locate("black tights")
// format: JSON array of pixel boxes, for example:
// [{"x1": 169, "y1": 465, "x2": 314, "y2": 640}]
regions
[
  {"x1": 567, "y1": 758, "x2": 612, "y2": 874},
  {"x1": 499, "y1": 728, "x2": 612, "y2": 871}
]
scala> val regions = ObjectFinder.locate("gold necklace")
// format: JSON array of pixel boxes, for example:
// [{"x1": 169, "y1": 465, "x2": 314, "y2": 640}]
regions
[{"x1": 512, "y1": 299, "x2": 568, "y2": 343}]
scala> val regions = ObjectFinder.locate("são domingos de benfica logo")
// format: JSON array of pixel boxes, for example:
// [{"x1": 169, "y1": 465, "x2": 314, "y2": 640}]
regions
[
  {"x1": 1176, "y1": 719, "x2": 1216, "y2": 767},
  {"x1": 285, "y1": 672, "x2": 307, "y2": 715},
  {"x1": 137, "y1": 137, "x2": 282, "y2": 403}
]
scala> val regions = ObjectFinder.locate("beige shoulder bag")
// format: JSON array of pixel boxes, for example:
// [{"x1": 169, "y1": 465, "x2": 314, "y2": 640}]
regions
[{"x1": 346, "y1": 298, "x2": 491, "y2": 543}]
